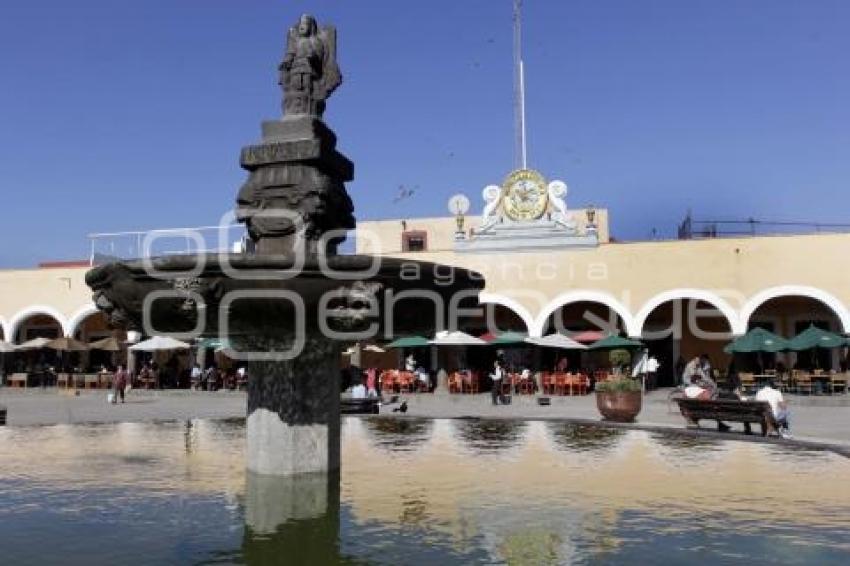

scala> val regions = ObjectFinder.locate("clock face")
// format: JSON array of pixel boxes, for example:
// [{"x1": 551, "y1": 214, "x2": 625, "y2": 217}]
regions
[{"x1": 502, "y1": 169, "x2": 548, "y2": 221}]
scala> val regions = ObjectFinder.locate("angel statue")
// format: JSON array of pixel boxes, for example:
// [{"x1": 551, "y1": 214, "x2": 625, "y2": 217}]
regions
[
  {"x1": 279, "y1": 14, "x2": 342, "y2": 117},
  {"x1": 548, "y1": 180, "x2": 577, "y2": 232}
]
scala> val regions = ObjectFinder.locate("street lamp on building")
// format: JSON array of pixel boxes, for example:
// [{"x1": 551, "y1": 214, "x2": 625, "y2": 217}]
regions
[{"x1": 448, "y1": 194, "x2": 471, "y2": 240}]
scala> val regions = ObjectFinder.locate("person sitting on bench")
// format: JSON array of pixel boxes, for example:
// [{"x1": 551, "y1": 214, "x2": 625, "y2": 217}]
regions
[
  {"x1": 684, "y1": 377, "x2": 731, "y2": 432},
  {"x1": 755, "y1": 379, "x2": 792, "y2": 439}
]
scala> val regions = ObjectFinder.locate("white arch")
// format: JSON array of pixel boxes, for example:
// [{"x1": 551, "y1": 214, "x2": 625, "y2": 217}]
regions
[
  {"x1": 478, "y1": 292, "x2": 536, "y2": 336},
  {"x1": 633, "y1": 289, "x2": 741, "y2": 337},
  {"x1": 0, "y1": 316, "x2": 9, "y2": 342},
  {"x1": 67, "y1": 303, "x2": 102, "y2": 338},
  {"x1": 8, "y1": 305, "x2": 70, "y2": 343},
  {"x1": 740, "y1": 285, "x2": 850, "y2": 334},
  {"x1": 531, "y1": 291, "x2": 637, "y2": 338}
]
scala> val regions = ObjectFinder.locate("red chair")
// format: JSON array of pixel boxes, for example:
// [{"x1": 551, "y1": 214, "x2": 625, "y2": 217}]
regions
[
  {"x1": 380, "y1": 370, "x2": 397, "y2": 394},
  {"x1": 576, "y1": 373, "x2": 589, "y2": 395},
  {"x1": 554, "y1": 373, "x2": 568, "y2": 396},
  {"x1": 397, "y1": 371, "x2": 414, "y2": 393},
  {"x1": 541, "y1": 372, "x2": 554, "y2": 395},
  {"x1": 461, "y1": 371, "x2": 481, "y2": 394},
  {"x1": 448, "y1": 372, "x2": 462, "y2": 393}
]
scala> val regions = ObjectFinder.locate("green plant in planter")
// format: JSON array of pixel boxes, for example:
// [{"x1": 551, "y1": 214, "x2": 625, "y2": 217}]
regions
[
  {"x1": 595, "y1": 376, "x2": 642, "y2": 393},
  {"x1": 608, "y1": 348, "x2": 632, "y2": 368}
]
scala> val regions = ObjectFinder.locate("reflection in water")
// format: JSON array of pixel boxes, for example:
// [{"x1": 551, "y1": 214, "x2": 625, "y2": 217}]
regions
[
  {"x1": 454, "y1": 418, "x2": 528, "y2": 453},
  {"x1": 238, "y1": 472, "x2": 353, "y2": 566},
  {"x1": 362, "y1": 417, "x2": 432, "y2": 451},
  {"x1": 547, "y1": 422, "x2": 625, "y2": 453},
  {"x1": 0, "y1": 418, "x2": 849, "y2": 565},
  {"x1": 650, "y1": 431, "x2": 726, "y2": 454}
]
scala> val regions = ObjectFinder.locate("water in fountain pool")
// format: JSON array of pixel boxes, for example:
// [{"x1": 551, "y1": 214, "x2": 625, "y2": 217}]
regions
[{"x1": 0, "y1": 418, "x2": 848, "y2": 565}]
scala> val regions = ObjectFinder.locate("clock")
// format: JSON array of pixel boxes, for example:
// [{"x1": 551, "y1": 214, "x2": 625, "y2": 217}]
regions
[{"x1": 501, "y1": 169, "x2": 548, "y2": 221}]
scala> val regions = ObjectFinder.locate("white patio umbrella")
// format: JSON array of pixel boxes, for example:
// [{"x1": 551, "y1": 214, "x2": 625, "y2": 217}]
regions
[
  {"x1": 525, "y1": 334, "x2": 588, "y2": 350},
  {"x1": 430, "y1": 331, "x2": 488, "y2": 346},
  {"x1": 129, "y1": 336, "x2": 191, "y2": 352},
  {"x1": 16, "y1": 337, "x2": 53, "y2": 351},
  {"x1": 343, "y1": 344, "x2": 386, "y2": 356}
]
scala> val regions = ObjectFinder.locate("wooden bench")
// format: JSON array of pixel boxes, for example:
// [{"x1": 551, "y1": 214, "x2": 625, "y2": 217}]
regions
[
  {"x1": 676, "y1": 398, "x2": 778, "y2": 436},
  {"x1": 340, "y1": 398, "x2": 380, "y2": 415}
]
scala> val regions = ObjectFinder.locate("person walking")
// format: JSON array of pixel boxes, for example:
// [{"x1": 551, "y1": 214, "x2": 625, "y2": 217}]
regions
[
  {"x1": 113, "y1": 364, "x2": 128, "y2": 404},
  {"x1": 489, "y1": 359, "x2": 504, "y2": 406},
  {"x1": 646, "y1": 355, "x2": 660, "y2": 390}
]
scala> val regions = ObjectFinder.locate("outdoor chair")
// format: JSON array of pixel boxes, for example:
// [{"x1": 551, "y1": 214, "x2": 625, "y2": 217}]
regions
[
  {"x1": 541, "y1": 372, "x2": 554, "y2": 395},
  {"x1": 794, "y1": 373, "x2": 814, "y2": 395},
  {"x1": 554, "y1": 373, "x2": 568, "y2": 396},
  {"x1": 830, "y1": 373, "x2": 848, "y2": 394},
  {"x1": 447, "y1": 372, "x2": 462, "y2": 393},
  {"x1": 56, "y1": 373, "x2": 71, "y2": 388},
  {"x1": 397, "y1": 371, "x2": 415, "y2": 393},
  {"x1": 573, "y1": 374, "x2": 589, "y2": 395},
  {"x1": 462, "y1": 372, "x2": 480, "y2": 394},
  {"x1": 518, "y1": 377, "x2": 535, "y2": 395},
  {"x1": 380, "y1": 371, "x2": 397, "y2": 394},
  {"x1": 738, "y1": 372, "x2": 756, "y2": 394}
]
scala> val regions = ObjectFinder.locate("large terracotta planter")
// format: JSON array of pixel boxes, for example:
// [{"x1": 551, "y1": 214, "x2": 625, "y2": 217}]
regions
[{"x1": 595, "y1": 390, "x2": 642, "y2": 423}]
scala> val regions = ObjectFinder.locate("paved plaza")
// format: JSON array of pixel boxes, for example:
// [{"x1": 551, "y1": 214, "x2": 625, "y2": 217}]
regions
[{"x1": 1, "y1": 388, "x2": 848, "y2": 454}]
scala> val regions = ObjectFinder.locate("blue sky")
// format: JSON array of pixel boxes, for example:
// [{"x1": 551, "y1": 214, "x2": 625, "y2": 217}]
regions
[{"x1": 1, "y1": 0, "x2": 848, "y2": 267}]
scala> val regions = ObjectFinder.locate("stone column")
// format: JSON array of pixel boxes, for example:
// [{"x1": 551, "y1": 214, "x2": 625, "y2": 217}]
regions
[{"x1": 242, "y1": 335, "x2": 341, "y2": 476}]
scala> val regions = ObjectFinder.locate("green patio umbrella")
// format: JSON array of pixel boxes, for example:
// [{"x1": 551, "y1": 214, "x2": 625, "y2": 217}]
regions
[
  {"x1": 487, "y1": 331, "x2": 528, "y2": 345},
  {"x1": 386, "y1": 336, "x2": 430, "y2": 349},
  {"x1": 587, "y1": 334, "x2": 644, "y2": 350},
  {"x1": 195, "y1": 337, "x2": 232, "y2": 351},
  {"x1": 723, "y1": 327, "x2": 789, "y2": 354},
  {"x1": 787, "y1": 325, "x2": 847, "y2": 351}
]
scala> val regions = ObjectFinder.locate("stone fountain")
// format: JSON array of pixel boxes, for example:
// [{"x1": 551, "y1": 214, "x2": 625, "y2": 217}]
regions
[{"x1": 86, "y1": 13, "x2": 483, "y2": 478}]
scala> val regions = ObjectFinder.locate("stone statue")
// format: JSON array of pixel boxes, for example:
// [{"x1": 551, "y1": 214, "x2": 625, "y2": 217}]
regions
[
  {"x1": 280, "y1": 14, "x2": 342, "y2": 117},
  {"x1": 236, "y1": 13, "x2": 354, "y2": 256},
  {"x1": 477, "y1": 184, "x2": 503, "y2": 233},
  {"x1": 547, "y1": 180, "x2": 576, "y2": 231}
]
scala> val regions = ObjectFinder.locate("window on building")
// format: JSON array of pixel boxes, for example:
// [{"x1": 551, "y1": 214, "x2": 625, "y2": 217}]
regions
[{"x1": 402, "y1": 230, "x2": 427, "y2": 252}]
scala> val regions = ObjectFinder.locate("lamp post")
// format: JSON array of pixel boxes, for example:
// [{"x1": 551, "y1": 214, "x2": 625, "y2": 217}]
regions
[{"x1": 448, "y1": 194, "x2": 471, "y2": 240}]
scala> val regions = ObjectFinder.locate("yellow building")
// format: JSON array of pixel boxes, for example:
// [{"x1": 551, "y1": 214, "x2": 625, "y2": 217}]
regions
[{"x1": 0, "y1": 169, "x2": 848, "y2": 385}]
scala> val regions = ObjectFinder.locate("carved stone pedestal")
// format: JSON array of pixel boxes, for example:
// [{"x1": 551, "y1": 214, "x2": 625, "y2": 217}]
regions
[{"x1": 236, "y1": 116, "x2": 355, "y2": 256}]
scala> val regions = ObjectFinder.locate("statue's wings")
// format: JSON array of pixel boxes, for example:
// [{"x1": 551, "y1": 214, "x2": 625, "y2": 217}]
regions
[
  {"x1": 316, "y1": 25, "x2": 342, "y2": 100},
  {"x1": 279, "y1": 26, "x2": 295, "y2": 74}
]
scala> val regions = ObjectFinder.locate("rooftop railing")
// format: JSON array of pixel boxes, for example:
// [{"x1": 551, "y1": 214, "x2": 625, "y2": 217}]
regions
[{"x1": 87, "y1": 224, "x2": 248, "y2": 266}]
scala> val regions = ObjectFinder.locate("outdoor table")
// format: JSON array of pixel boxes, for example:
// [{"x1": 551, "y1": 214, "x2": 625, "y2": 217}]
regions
[
  {"x1": 753, "y1": 374, "x2": 774, "y2": 386},
  {"x1": 72, "y1": 374, "x2": 86, "y2": 389},
  {"x1": 84, "y1": 374, "x2": 100, "y2": 389},
  {"x1": 810, "y1": 374, "x2": 832, "y2": 394},
  {"x1": 8, "y1": 373, "x2": 27, "y2": 388}
]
